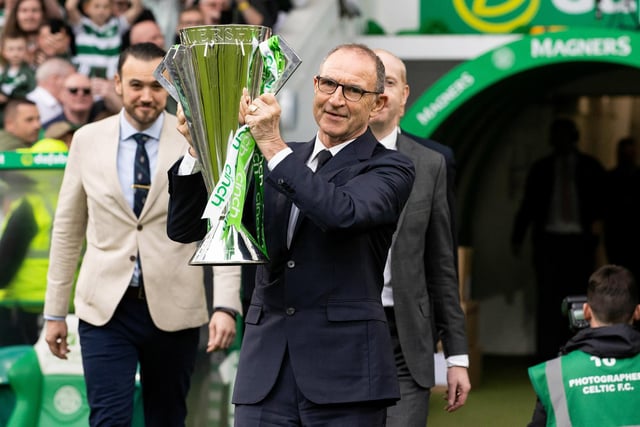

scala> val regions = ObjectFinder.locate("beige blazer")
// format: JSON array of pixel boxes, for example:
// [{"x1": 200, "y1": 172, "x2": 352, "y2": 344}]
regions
[{"x1": 44, "y1": 113, "x2": 241, "y2": 331}]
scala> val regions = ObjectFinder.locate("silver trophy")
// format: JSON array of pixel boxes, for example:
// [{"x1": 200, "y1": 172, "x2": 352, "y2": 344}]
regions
[{"x1": 155, "y1": 25, "x2": 301, "y2": 265}]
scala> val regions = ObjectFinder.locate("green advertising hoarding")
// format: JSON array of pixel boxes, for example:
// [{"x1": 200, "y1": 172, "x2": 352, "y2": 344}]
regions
[
  {"x1": 401, "y1": 27, "x2": 640, "y2": 137},
  {"x1": 420, "y1": 0, "x2": 639, "y2": 34},
  {"x1": 0, "y1": 152, "x2": 67, "y2": 170}
]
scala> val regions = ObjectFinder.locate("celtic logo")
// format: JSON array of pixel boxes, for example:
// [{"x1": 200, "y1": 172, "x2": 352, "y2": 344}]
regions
[{"x1": 453, "y1": 0, "x2": 541, "y2": 33}]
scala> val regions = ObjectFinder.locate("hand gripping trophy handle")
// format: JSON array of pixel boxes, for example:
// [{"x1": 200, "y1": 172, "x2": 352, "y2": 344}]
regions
[{"x1": 154, "y1": 25, "x2": 301, "y2": 265}]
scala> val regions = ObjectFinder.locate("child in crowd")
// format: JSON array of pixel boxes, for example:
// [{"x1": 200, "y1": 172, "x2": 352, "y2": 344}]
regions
[
  {"x1": 65, "y1": 0, "x2": 142, "y2": 79},
  {"x1": 34, "y1": 18, "x2": 77, "y2": 66},
  {"x1": 0, "y1": 34, "x2": 36, "y2": 123}
]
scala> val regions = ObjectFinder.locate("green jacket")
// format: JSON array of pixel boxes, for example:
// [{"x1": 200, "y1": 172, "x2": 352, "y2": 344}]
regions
[
  {"x1": 529, "y1": 347, "x2": 640, "y2": 426},
  {"x1": 0, "y1": 194, "x2": 54, "y2": 311}
]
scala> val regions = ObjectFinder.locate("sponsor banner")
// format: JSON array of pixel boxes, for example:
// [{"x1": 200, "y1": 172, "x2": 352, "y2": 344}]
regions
[
  {"x1": 401, "y1": 28, "x2": 640, "y2": 137},
  {"x1": 0, "y1": 152, "x2": 68, "y2": 169},
  {"x1": 422, "y1": 1, "x2": 639, "y2": 34}
]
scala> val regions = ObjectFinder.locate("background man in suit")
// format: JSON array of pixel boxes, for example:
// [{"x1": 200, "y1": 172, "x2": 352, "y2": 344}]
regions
[
  {"x1": 43, "y1": 43, "x2": 242, "y2": 426},
  {"x1": 402, "y1": 132, "x2": 457, "y2": 262},
  {"x1": 512, "y1": 117, "x2": 606, "y2": 362},
  {"x1": 167, "y1": 43, "x2": 415, "y2": 426},
  {"x1": 369, "y1": 49, "x2": 470, "y2": 427}
]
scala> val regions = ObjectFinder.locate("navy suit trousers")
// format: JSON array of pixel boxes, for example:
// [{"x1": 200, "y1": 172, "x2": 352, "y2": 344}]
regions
[{"x1": 78, "y1": 295, "x2": 199, "y2": 427}]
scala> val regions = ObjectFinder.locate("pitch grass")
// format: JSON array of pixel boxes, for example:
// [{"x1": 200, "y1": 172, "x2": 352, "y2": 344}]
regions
[{"x1": 427, "y1": 355, "x2": 538, "y2": 427}]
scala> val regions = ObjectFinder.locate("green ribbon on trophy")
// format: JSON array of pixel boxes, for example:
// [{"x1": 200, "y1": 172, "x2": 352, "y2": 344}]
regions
[
  {"x1": 154, "y1": 25, "x2": 301, "y2": 265},
  {"x1": 223, "y1": 36, "x2": 287, "y2": 258}
]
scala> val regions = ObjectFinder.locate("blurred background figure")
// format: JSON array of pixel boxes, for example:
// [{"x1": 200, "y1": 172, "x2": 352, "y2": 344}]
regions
[
  {"x1": 0, "y1": 98, "x2": 40, "y2": 150},
  {"x1": 128, "y1": 19, "x2": 165, "y2": 48},
  {"x1": 26, "y1": 57, "x2": 75, "y2": 125},
  {"x1": 65, "y1": 0, "x2": 143, "y2": 79},
  {"x1": 173, "y1": 5, "x2": 204, "y2": 44},
  {"x1": 0, "y1": 32, "x2": 36, "y2": 123},
  {"x1": 34, "y1": 17, "x2": 76, "y2": 66},
  {"x1": 0, "y1": 169, "x2": 58, "y2": 346},
  {"x1": 603, "y1": 136, "x2": 640, "y2": 280},
  {"x1": 2, "y1": 0, "x2": 63, "y2": 66},
  {"x1": 137, "y1": 0, "x2": 178, "y2": 49},
  {"x1": 512, "y1": 118, "x2": 606, "y2": 362},
  {"x1": 36, "y1": 120, "x2": 76, "y2": 149},
  {"x1": 42, "y1": 72, "x2": 108, "y2": 130},
  {"x1": 195, "y1": 0, "x2": 280, "y2": 28}
]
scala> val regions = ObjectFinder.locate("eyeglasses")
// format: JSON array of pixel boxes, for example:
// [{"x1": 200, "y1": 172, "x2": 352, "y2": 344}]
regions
[
  {"x1": 67, "y1": 87, "x2": 91, "y2": 96},
  {"x1": 315, "y1": 75, "x2": 381, "y2": 102}
]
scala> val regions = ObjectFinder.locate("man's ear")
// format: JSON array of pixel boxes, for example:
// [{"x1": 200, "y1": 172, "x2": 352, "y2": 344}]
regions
[
  {"x1": 583, "y1": 303, "x2": 592, "y2": 321},
  {"x1": 371, "y1": 94, "x2": 387, "y2": 115},
  {"x1": 632, "y1": 304, "x2": 640, "y2": 322},
  {"x1": 114, "y1": 73, "x2": 122, "y2": 96}
]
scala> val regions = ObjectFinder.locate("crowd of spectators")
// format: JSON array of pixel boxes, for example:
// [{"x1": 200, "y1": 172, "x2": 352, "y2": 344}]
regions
[{"x1": 0, "y1": 0, "x2": 298, "y2": 150}]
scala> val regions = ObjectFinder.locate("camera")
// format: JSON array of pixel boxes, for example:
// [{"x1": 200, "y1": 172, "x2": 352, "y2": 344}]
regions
[{"x1": 561, "y1": 295, "x2": 589, "y2": 331}]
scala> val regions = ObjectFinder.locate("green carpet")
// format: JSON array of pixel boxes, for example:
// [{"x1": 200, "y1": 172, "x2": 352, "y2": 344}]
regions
[{"x1": 427, "y1": 355, "x2": 537, "y2": 427}]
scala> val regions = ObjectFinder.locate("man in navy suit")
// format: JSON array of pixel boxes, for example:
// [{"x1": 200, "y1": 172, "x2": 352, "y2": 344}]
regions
[{"x1": 167, "y1": 44, "x2": 415, "y2": 425}]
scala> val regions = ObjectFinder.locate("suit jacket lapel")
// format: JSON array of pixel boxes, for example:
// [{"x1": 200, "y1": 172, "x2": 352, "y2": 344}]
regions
[
  {"x1": 289, "y1": 142, "x2": 315, "y2": 242},
  {"x1": 100, "y1": 117, "x2": 134, "y2": 218},
  {"x1": 138, "y1": 117, "x2": 177, "y2": 219}
]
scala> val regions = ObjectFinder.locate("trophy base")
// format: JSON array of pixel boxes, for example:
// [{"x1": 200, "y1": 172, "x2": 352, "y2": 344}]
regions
[{"x1": 189, "y1": 222, "x2": 268, "y2": 265}]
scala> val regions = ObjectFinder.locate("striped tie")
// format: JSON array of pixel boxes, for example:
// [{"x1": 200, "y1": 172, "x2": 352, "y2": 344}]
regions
[{"x1": 132, "y1": 133, "x2": 150, "y2": 217}]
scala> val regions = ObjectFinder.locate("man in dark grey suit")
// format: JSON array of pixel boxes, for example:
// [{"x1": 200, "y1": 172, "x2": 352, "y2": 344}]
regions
[{"x1": 369, "y1": 49, "x2": 471, "y2": 427}]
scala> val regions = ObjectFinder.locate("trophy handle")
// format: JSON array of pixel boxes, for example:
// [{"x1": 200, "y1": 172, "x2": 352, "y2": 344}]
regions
[
  {"x1": 266, "y1": 36, "x2": 302, "y2": 95},
  {"x1": 154, "y1": 46, "x2": 181, "y2": 103}
]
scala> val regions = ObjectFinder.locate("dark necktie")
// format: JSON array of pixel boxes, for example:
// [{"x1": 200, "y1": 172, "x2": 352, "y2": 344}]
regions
[
  {"x1": 315, "y1": 149, "x2": 332, "y2": 172},
  {"x1": 132, "y1": 133, "x2": 151, "y2": 217}
]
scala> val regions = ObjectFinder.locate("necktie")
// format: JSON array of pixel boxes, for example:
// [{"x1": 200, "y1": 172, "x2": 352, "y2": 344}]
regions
[
  {"x1": 132, "y1": 133, "x2": 151, "y2": 217},
  {"x1": 315, "y1": 149, "x2": 332, "y2": 172},
  {"x1": 287, "y1": 149, "x2": 333, "y2": 247}
]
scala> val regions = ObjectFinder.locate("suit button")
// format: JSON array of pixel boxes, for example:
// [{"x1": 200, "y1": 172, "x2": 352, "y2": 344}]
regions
[
  {"x1": 286, "y1": 260, "x2": 295, "y2": 268},
  {"x1": 278, "y1": 178, "x2": 285, "y2": 185},
  {"x1": 286, "y1": 307, "x2": 295, "y2": 316},
  {"x1": 129, "y1": 255, "x2": 136, "y2": 262},
  {"x1": 137, "y1": 225, "x2": 143, "y2": 231}
]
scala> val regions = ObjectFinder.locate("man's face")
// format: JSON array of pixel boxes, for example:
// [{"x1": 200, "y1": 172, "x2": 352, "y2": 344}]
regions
[
  {"x1": 178, "y1": 10, "x2": 205, "y2": 30},
  {"x1": 198, "y1": 0, "x2": 228, "y2": 24},
  {"x1": 6, "y1": 104, "x2": 41, "y2": 144},
  {"x1": 83, "y1": 0, "x2": 113, "y2": 26},
  {"x1": 112, "y1": 0, "x2": 130, "y2": 16},
  {"x1": 130, "y1": 21, "x2": 165, "y2": 48},
  {"x1": 2, "y1": 38, "x2": 27, "y2": 66},
  {"x1": 313, "y1": 48, "x2": 383, "y2": 147},
  {"x1": 114, "y1": 56, "x2": 167, "y2": 131},
  {"x1": 61, "y1": 74, "x2": 94, "y2": 114},
  {"x1": 16, "y1": 0, "x2": 43, "y2": 33},
  {"x1": 369, "y1": 50, "x2": 409, "y2": 130},
  {"x1": 38, "y1": 25, "x2": 71, "y2": 57}
]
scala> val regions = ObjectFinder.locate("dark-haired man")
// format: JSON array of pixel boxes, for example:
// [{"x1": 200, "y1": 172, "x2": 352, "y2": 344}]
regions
[
  {"x1": 43, "y1": 42, "x2": 241, "y2": 426},
  {"x1": 0, "y1": 98, "x2": 40, "y2": 150},
  {"x1": 528, "y1": 264, "x2": 640, "y2": 426}
]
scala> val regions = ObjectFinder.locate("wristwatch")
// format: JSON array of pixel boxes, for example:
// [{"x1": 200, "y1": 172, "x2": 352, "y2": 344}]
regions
[{"x1": 214, "y1": 307, "x2": 239, "y2": 320}]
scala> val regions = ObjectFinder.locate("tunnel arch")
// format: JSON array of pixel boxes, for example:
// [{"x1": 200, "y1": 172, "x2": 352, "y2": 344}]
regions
[{"x1": 400, "y1": 27, "x2": 640, "y2": 245}]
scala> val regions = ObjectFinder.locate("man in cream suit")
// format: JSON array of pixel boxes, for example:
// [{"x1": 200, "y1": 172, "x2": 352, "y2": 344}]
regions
[
  {"x1": 43, "y1": 43, "x2": 241, "y2": 427},
  {"x1": 369, "y1": 49, "x2": 471, "y2": 427}
]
